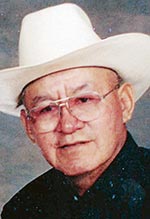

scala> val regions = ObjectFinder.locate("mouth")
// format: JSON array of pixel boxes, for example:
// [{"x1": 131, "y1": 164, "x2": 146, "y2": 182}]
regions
[{"x1": 59, "y1": 141, "x2": 90, "y2": 149}]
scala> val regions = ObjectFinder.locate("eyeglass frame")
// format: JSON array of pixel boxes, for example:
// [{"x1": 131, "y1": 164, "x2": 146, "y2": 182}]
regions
[{"x1": 25, "y1": 83, "x2": 121, "y2": 122}]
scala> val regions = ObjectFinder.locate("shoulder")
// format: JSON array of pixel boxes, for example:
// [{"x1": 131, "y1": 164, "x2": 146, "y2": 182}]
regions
[
  {"x1": 132, "y1": 146, "x2": 150, "y2": 218},
  {"x1": 129, "y1": 138, "x2": 150, "y2": 176},
  {"x1": 1, "y1": 168, "x2": 59, "y2": 219},
  {"x1": 133, "y1": 145, "x2": 150, "y2": 175},
  {"x1": 137, "y1": 146, "x2": 150, "y2": 164},
  {"x1": 136, "y1": 146, "x2": 150, "y2": 182},
  {"x1": 11, "y1": 167, "x2": 58, "y2": 195},
  {"x1": 117, "y1": 133, "x2": 150, "y2": 189},
  {"x1": 125, "y1": 132, "x2": 150, "y2": 170}
]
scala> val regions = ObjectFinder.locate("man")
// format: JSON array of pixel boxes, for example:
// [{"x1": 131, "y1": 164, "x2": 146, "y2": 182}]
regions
[{"x1": 0, "y1": 3, "x2": 150, "y2": 219}]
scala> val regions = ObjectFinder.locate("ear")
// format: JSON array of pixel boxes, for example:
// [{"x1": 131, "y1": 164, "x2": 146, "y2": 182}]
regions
[
  {"x1": 118, "y1": 83, "x2": 135, "y2": 123},
  {"x1": 20, "y1": 109, "x2": 36, "y2": 143}
]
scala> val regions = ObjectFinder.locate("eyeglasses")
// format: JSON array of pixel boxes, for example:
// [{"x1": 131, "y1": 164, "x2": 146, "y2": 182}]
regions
[{"x1": 26, "y1": 84, "x2": 120, "y2": 134}]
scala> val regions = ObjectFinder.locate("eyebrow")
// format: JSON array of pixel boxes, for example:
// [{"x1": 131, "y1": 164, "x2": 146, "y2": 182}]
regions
[
  {"x1": 71, "y1": 83, "x2": 91, "y2": 94},
  {"x1": 31, "y1": 83, "x2": 91, "y2": 106},
  {"x1": 31, "y1": 95, "x2": 54, "y2": 106}
]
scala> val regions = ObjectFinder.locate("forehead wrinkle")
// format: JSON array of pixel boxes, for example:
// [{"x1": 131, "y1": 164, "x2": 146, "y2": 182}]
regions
[
  {"x1": 31, "y1": 95, "x2": 55, "y2": 106},
  {"x1": 27, "y1": 95, "x2": 52, "y2": 106},
  {"x1": 24, "y1": 70, "x2": 96, "y2": 107},
  {"x1": 70, "y1": 83, "x2": 92, "y2": 95},
  {"x1": 31, "y1": 83, "x2": 92, "y2": 106}
]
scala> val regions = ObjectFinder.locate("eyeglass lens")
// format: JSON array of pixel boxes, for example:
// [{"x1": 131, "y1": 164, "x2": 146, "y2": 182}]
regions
[
  {"x1": 27, "y1": 84, "x2": 119, "y2": 134},
  {"x1": 29, "y1": 93, "x2": 101, "y2": 133}
]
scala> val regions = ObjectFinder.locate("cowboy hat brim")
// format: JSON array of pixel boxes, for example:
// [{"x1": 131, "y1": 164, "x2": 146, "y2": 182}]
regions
[{"x1": 0, "y1": 32, "x2": 150, "y2": 116}]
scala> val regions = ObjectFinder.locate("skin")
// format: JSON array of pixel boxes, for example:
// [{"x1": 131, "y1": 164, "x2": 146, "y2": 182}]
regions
[{"x1": 21, "y1": 67, "x2": 135, "y2": 195}]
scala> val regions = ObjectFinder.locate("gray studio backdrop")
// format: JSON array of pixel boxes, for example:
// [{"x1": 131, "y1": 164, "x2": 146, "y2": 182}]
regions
[{"x1": 0, "y1": 0, "x2": 150, "y2": 213}]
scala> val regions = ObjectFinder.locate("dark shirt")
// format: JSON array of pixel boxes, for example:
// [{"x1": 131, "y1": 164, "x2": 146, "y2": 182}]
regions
[{"x1": 1, "y1": 132, "x2": 150, "y2": 219}]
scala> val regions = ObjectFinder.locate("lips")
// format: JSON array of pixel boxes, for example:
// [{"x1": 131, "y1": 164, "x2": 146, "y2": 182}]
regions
[{"x1": 59, "y1": 141, "x2": 90, "y2": 149}]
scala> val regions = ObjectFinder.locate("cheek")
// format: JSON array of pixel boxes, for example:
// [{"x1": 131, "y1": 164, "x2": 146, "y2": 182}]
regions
[
  {"x1": 33, "y1": 133, "x2": 58, "y2": 166},
  {"x1": 97, "y1": 102, "x2": 122, "y2": 126},
  {"x1": 105, "y1": 97, "x2": 123, "y2": 128},
  {"x1": 91, "y1": 99, "x2": 124, "y2": 146}
]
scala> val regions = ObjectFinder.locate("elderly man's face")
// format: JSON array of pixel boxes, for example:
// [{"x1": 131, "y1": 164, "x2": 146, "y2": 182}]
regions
[{"x1": 21, "y1": 67, "x2": 134, "y2": 176}]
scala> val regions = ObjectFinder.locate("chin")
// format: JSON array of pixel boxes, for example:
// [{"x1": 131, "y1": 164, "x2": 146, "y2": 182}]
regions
[{"x1": 58, "y1": 162, "x2": 95, "y2": 177}]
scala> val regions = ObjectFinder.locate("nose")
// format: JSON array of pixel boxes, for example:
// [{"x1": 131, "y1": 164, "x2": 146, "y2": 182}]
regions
[{"x1": 56, "y1": 106, "x2": 84, "y2": 134}]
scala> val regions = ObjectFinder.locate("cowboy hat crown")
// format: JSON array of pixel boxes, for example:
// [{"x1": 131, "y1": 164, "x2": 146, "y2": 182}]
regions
[
  {"x1": 0, "y1": 3, "x2": 150, "y2": 116},
  {"x1": 19, "y1": 3, "x2": 100, "y2": 66}
]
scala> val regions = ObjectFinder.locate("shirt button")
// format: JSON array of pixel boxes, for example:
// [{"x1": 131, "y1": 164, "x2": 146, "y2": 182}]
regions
[{"x1": 73, "y1": 195, "x2": 79, "y2": 201}]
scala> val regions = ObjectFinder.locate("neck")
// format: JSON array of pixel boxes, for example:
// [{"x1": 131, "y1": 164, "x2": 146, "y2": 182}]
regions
[
  {"x1": 68, "y1": 131, "x2": 127, "y2": 196},
  {"x1": 70, "y1": 165, "x2": 107, "y2": 196}
]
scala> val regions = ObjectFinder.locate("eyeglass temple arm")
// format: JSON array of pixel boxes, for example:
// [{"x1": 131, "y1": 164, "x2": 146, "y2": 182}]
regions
[{"x1": 102, "y1": 84, "x2": 120, "y2": 100}]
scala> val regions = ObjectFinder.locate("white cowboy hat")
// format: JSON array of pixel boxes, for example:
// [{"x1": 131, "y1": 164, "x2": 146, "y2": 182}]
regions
[{"x1": 0, "y1": 3, "x2": 150, "y2": 116}]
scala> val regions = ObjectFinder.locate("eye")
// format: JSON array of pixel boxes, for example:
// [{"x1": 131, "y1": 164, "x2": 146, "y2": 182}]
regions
[
  {"x1": 79, "y1": 97, "x2": 90, "y2": 103},
  {"x1": 74, "y1": 95, "x2": 95, "y2": 105},
  {"x1": 72, "y1": 94, "x2": 100, "y2": 106},
  {"x1": 29, "y1": 104, "x2": 57, "y2": 120},
  {"x1": 40, "y1": 105, "x2": 53, "y2": 114}
]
